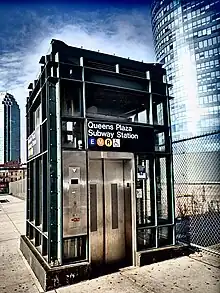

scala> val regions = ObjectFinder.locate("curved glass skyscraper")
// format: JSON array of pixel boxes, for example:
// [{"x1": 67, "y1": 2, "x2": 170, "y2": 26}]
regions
[
  {"x1": 151, "y1": 0, "x2": 220, "y2": 141},
  {"x1": 151, "y1": 2, "x2": 220, "y2": 251}
]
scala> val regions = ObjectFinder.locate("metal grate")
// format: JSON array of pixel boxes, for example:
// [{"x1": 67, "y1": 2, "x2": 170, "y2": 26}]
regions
[
  {"x1": 63, "y1": 235, "x2": 87, "y2": 262},
  {"x1": 173, "y1": 131, "x2": 220, "y2": 254}
]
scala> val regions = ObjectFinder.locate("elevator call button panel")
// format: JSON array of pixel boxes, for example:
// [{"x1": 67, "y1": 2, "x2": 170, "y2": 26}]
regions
[{"x1": 69, "y1": 167, "x2": 81, "y2": 229}]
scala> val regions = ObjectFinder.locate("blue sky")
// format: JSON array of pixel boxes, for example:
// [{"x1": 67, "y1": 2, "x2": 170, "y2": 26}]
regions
[{"x1": 0, "y1": 0, "x2": 155, "y2": 162}]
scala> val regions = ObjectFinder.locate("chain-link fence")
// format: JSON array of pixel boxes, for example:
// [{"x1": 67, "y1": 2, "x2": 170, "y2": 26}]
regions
[{"x1": 173, "y1": 131, "x2": 220, "y2": 254}]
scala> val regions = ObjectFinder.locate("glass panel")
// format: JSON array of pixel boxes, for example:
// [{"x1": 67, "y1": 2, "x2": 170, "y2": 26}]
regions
[
  {"x1": 138, "y1": 110, "x2": 148, "y2": 124},
  {"x1": 157, "y1": 103, "x2": 164, "y2": 125},
  {"x1": 61, "y1": 119, "x2": 84, "y2": 149},
  {"x1": 60, "y1": 80, "x2": 82, "y2": 117},
  {"x1": 34, "y1": 105, "x2": 41, "y2": 129},
  {"x1": 137, "y1": 228, "x2": 156, "y2": 251},
  {"x1": 153, "y1": 100, "x2": 166, "y2": 126},
  {"x1": 158, "y1": 226, "x2": 173, "y2": 247},
  {"x1": 155, "y1": 131, "x2": 166, "y2": 152},
  {"x1": 136, "y1": 157, "x2": 155, "y2": 227},
  {"x1": 155, "y1": 157, "x2": 173, "y2": 224}
]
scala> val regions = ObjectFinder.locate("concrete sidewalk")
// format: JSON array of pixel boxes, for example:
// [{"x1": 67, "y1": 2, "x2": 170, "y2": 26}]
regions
[{"x1": 0, "y1": 194, "x2": 219, "y2": 293}]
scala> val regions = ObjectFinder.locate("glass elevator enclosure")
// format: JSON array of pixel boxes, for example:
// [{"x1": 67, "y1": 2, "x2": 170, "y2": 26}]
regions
[{"x1": 25, "y1": 39, "x2": 175, "y2": 269}]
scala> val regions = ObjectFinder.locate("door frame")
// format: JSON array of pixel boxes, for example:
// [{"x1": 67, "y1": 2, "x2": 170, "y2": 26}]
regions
[{"x1": 87, "y1": 151, "x2": 136, "y2": 267}]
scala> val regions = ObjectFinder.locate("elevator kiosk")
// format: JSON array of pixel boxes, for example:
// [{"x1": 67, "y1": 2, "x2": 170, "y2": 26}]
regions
[{"x1": 21, "y1": 39, "x2": 178, "y2": 291}]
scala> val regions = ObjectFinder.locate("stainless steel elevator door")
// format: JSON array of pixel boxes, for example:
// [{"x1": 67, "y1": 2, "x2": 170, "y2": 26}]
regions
[
  {"x1": 89, "y1": 159, "x2": 127, "y2": 266},
  {"x1": 89, "y1": 159, "x2": 104, "y2": 266},
  {"x1": 104, "y1": 160, "x2": 125, "y2": 264}
]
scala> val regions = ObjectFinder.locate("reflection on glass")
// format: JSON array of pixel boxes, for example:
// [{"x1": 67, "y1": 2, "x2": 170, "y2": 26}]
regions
[
  {"x1": 155, "y1": 132, "x2": 166, "y2": 152},
  {"x1": 136, "y1": 158, "x2": 155, "y2": 227},
  {"x1": 138, "y1": 110, "x2": 148, "y2": 124},
  {"x1": 157, "y1": 103, "x2": 164, "y2": 125},
  {"x1": 38, "y1": 158, "x2": 43, "y2": 226},
  {"x1": 153, "y1": 101, "x2": 165, "y2": 126},
  {"x1": 61, "y1": 81, "x2": 82, "y2": 117},
  {"x1": 137, "y1": 228, "x2": 156, "y2": 251},
  {"x1": 62, "y1": 120, "x2": 84, "y2": 149},
  {"x1": 155, "y1": 157, "x2": 172, "y2": 224},
  {"x1": 34, "y1": 105, "x2": 41, "y2": 129},
  {"x1": 158, "y1": 226, "x2": 173, "y2": 247}
]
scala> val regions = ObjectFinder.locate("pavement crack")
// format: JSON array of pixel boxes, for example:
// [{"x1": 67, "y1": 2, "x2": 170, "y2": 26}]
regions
[
  {"x1": 2, "y1": 208, "x2": 22, "y2": 236},
  {"x1": 119, "y1": 272, "x2": 153, "y2": 293}
]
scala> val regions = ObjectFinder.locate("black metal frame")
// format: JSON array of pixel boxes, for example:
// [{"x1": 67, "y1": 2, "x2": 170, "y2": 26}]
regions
[{"x1": 25, "y1": 39, "x2": 175, "y2": 266}]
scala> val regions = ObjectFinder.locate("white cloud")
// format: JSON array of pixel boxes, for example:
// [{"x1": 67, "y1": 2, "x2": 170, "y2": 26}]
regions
[{"x1": 0, "y1": 7, "x2": 155, "y2": 162}]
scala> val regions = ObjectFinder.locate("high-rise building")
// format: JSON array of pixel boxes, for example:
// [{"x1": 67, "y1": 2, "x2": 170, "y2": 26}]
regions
[
  {"x1": 0, "y1": 92, "x2": 20, "y2": 164},
  {"x1": 151, "y1": 1, "x2": 220, "y2": 251},
  {"x1": 151, "y1": 0, "x2": 220, "y2": 141}
]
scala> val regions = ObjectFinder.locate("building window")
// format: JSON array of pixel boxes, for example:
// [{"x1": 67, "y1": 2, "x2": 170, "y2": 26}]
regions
[
  {"x1": 34, "y1": 105, "x2": 41, "y2": 129},
  {"x1": 207, "y1": 28, "x2": 211, "y2": 35},
  {"x1": 208, "y1": 39, "x2": 212, "y2": 46}
]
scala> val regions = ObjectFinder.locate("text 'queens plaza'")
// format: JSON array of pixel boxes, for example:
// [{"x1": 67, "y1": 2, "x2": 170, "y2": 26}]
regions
[{"x1": 87, "y1": 121, "x2": 139, "y2": 139}]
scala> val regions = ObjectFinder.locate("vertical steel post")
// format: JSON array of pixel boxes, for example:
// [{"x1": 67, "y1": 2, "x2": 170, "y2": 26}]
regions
[
  {"x1": 47, "y1": 80, "x2": 58, "y2": 265},
  {"x1": 153, "y1": 157, "x2": 158, "y2": 248},
  {"x1": 165, "y1": 82, "x2": 176, "y2": 245},
  {"x1": 56, "y1": 73, "x2": 62, "y2": 264}
]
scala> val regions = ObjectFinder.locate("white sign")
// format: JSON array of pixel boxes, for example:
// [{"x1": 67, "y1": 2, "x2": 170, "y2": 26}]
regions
[
  {"x1": 87, "y1": 121, "x2": 139, "y2": 140},
  {"x1": 137, "y1": 173, "x2": 146, "y2": 179},
  {"x1": 113, "y1": 138, "x2": 120, "y2": 147},
  {"x1": 137, "y1": 165, "x2": 146, "y2": 179},
  {"x1": 27, "y1": 127, "x2": 40, "y2": 159},
  {"x1": 136, "y1": 189, "x2": 143, "y2": 198}
]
